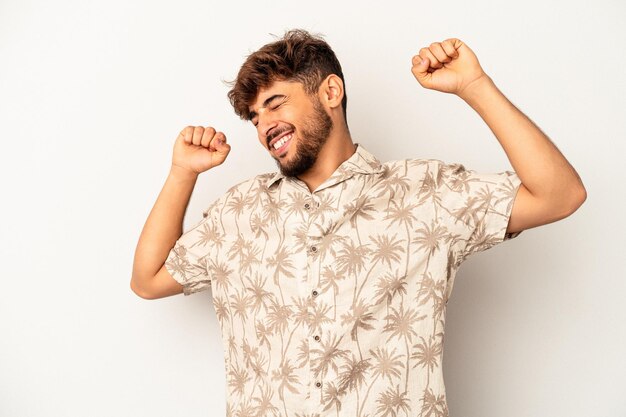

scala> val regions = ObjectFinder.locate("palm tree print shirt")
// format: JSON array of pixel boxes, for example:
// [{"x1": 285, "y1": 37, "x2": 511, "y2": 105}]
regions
[{"x1": 165, "y1": 144, "x2": 523, "y2": 417}]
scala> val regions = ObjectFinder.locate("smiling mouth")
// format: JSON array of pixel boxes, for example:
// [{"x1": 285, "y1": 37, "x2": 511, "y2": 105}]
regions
[{"x1": 272, "y1": 132, "x2": 294, "y2": 150}]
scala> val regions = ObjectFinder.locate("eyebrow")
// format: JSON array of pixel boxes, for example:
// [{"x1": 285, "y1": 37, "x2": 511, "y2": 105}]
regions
[{"x1": 248, "y1": 94, "x2": 286, "y2": 121}]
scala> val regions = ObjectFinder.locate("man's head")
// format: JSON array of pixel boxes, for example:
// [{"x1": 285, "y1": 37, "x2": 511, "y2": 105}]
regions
[{"x1": 227, "y1": 29, "x2": 348, "y2": 177}]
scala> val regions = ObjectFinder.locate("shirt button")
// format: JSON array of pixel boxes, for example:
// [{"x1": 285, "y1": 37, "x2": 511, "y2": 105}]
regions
[
  {"x1": 312, "y1": 290, "x2": 318, "y2": 297},
  {"x1": 304, "y1": 203, "x2": 311, "y2": 210},
  {"x1": 310, "y1": 246, "x2": 317, "y2": 253},
  {"x1": 314, "y1": 335, "x2": 320, "y2": 341},
  {"x1": 315, "y1": 382, "x2": 322, "y2": 388}
]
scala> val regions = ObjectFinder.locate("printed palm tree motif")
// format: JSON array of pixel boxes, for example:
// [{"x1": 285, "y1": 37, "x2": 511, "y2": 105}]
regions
[
  {"x1": 419, "y1": 388, "x2": 448, "y2": 417},
  {"x1": 208, "y1": 259, "x2": 233, "y2": 292},
  {"x1": 242, "y1": 339, "x2": 258, "y2": 369},
  {"x1": 255, "y1": 319, "x2": 273, "y2": 350},
  {"x1": 462, "y1": 219, "x2": 504, "y2": 259},
  {"x1": 359, "y1": 346, "x2": 405, "y2": 415},
  {"x1": 369, "y1": 233, "x2": 405, "y2": 268},
  {"x1": 320, "y1": 266, "x2": 348, "y2": 320},
  {"x1": 226, "y1": 192, "x2": 247, "y2": 219},
  {"x1": 385, "y1": 200, "x2": 417, "y2": 230},
  {"x1": 450, "y1": 195, "x2": 483, "y2": 227},
  {"x1": 372, "y1": 164, "x2": 402, "y2": 196},
  {"x1": 251, "y1": 384, "x2": 281, "y2": 417},
  {"x1": 262, "y1": 197, "x2": 285, "y2": 226},
  {"x1": 228, "y1": 334, "x2": 237, "y2": 358},
  {"x1": 227, "y1": 236, "x2": 252, "y2": 262},
  {"x1": 416, "y1": 273, "x2": 443, "y2": 307},
  {"x1": 213, "y1": 295, "x2": 229, "y2": 325},
  {"x1": 267, "y1": 245, "x2": 295, "y2": 288},
  {"x1": 228, "y1": 361, "x2": 251, "y2": 397},
  {"x1": 315, "y1": 225, "x2": 344, "y2": 261},
  {"x1": 412, "y1": 220, "x2": 451, "y2": 259},
  {"x1": 336, "y1": 240, "x2": 370, "y2": 280},
  {"x1": 315, "y1": 192, "x2": 337, "y2": 223},
  {"x1": 250, "y1": 213, "x2": 269, "y2": 240},
  {"x1": 372, "y1": 271, "x2": 408, "y2": 326},
  {"x1": 321, "y1": 381, "x2": 343, "y2": 415},
  {"x1": 337, "y1": 353, "x2": 371, "y2": 407},
  {"x1": 271, "y1": 358, "x2": 300, "y2": 415},
  {"x1": 369, "y1": 346, "x2": 404, "y2": 384},
  {"x1": 340, "y1": 298, "x2": 376, "y2": 360},
  {"x1": 411, "y1": 334, "x2": 443, "y2": 387},
  {"x1": 374, "y1": 384, "x2": 411, "y2": 417},
  {"x1": 245, "y1": 272, "x2": 273, "y2": 315},
  {"x1": 195, "y1": 221, "x2": 224, "y2": 250},
  {"x1": 310, "y1": 332, "x2": 350, "y2": 380},
  {"x1": 495, "y1": 177, "x2": 518, "y2": 214},
  {"x1": 281, "y1": 296, "x2": 317, "y2": 359},
  {"x1": 266, "y1": 298, "x2": 293, "y2": 337},
  {"x1": 230, "y1": 288, "x2": 252, "y2": 330},
  {"x1": 164, "y1": 243, "x2": 192, "y2": 280},
  {"x1": 234, "y1": 397, "x2": 256, "y2": 417},
  {"x1": 383, "y1": 303, "x2": 428, "y2": 393},
  {"x1": 250, "y1": 351, "x2": 269, "y2": 382},
  {"x1": 344, "y1": 195, "x2": 377, "y2": 244},
  {"x1": 308, "y1": 300, "x2": 334, "y2": 339},
  {"x1": 285, "y1": 191, "x2": 309, "y2": 219},
  {"x1": 292, "y1": 223, "x2": 310, "y2": 253},
  {"x1": 443, "y1": 164, "x2": 475, "y2": 191},
  {"x1": 415, "y1": 168, "x2": 444, "y2": 210},
  {"x1": 240, "y1": 243, "x2": 262, "y2": 275},
  {"x1": 296, "y1": 338, "x2": 309, "y2": 368},
  {"x1": 226, "y1": 402, "x2": 235, "y2": 417}
]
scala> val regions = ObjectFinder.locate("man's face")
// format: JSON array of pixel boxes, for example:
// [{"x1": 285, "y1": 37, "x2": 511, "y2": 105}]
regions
[{"x1": 249, "y1": 80, "x2": 333, "y2": 177}]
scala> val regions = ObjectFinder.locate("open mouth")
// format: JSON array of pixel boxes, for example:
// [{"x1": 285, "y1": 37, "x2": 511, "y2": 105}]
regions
[{"x1": 271, "y1": 131, "x2": 294, "y2": 156}]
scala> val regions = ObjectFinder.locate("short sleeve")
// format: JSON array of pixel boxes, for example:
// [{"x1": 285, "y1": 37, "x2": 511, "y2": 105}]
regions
[
  {"x1": 164, "y1": 203, "x2": 220, "y2": 296},
  {"x1": 434, "y1": 160, "x2": 523, "y2": 262}
]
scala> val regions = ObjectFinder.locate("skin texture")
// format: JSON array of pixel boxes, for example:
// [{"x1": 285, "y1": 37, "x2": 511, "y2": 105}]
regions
[{"x1": 130, "y1": 37, "x2": 587, "y2": 300}]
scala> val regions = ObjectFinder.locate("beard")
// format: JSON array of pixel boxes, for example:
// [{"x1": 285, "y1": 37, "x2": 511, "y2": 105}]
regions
[{"x1": 273, "y1": 97, "x2": 333, "y2": 178}]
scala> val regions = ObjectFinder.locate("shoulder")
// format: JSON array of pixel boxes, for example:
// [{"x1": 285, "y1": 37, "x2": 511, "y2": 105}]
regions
[{"x1": 201, "y1": 172, "x2": 276, "y2": 218}]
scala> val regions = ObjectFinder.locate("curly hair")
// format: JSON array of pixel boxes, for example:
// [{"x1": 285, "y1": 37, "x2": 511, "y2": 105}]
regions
[{"x1": 226, "y1": 28, "x2": 348, "y2": 125}]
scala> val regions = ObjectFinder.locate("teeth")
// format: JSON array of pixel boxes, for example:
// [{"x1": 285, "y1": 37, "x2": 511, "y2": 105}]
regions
[{"x1": 273, "y1": 132, "x2": 293, "y2": 150}]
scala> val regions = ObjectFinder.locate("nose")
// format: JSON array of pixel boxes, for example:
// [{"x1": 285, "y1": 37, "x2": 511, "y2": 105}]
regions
[{"x1": 256, "y1": 109, "x2": 279, "y2": 144}]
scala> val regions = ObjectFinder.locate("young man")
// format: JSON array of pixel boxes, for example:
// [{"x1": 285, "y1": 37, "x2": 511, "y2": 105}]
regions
[{"x1": 131, "y1": 29, "x2": 586, "y2": 417}]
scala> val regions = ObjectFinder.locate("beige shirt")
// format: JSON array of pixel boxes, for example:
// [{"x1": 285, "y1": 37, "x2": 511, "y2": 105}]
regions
[{"x1": 165, "y1": 144, "x2": 523, "y2": 417}]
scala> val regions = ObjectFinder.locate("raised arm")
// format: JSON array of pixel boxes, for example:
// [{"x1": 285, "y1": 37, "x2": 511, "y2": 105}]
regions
[
  {"x1": 130, "y1": 126, "x2": 230, "y2": 299},
  {"x1": 411, "y1": 38, "x2": 587, "y2": 235}
]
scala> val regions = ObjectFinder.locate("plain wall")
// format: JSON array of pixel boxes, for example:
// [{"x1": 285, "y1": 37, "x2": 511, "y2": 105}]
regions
[{"x1": 1, "y1": 0, "x2": 624, "y2": 416}]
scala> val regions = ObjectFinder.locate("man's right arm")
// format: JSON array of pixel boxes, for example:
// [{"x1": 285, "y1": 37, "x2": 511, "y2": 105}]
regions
[
  {"x1": 130, "y1": 165, "x2": 198, "y2": 299},
  {"x1": 130, "y1": 125, "x2": 231, "y2": 300}
]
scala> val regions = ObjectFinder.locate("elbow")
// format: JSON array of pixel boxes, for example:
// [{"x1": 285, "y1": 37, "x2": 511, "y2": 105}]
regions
[
  {"x1": 563, "y1": 185, "x2": 587, "y2": 217},
  {"x1": 130, "y1": 277, "x2": 157, "y2": 300}
]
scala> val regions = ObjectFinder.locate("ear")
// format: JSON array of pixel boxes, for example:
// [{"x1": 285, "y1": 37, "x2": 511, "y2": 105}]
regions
[{"x1": 319, "y1": 74, "x2": 344, "y2": 109}]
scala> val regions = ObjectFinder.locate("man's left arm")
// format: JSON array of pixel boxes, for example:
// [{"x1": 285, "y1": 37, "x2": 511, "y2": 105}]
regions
[{"x1": 411, "y1": 38, "x2": 587, "y2": 235}]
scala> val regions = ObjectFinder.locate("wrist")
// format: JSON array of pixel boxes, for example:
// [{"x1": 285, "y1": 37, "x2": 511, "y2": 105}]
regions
[
  {"x1": 169, "y1": 164, "x2": 199, "y2": 182},
  {"x1": 458, "y1": 74, "x2": 496, "y2": 104}
]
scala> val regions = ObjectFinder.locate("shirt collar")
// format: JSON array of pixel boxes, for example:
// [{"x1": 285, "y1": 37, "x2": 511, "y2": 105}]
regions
[{"x1": 264, "y1": 143, "x2": 384, "y2": 189}]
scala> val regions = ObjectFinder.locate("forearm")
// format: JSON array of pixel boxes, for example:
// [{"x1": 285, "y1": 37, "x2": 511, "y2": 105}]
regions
[
  {"x1": 459, "y1": 75, "x2": 586, "y2": 204},
  {"x1": 131, "y1": 165, "x2": 198, "y2": 289}
]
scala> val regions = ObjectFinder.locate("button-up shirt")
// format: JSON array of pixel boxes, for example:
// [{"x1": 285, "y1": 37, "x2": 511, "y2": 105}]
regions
[{"x1": 165, "y1": 144, "x2": 523, "y2": 417}]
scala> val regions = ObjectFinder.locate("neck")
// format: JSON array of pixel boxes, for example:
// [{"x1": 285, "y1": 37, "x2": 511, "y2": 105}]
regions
[{"x1": 297, "y1": 127, "x2": 355, "y2": 192}]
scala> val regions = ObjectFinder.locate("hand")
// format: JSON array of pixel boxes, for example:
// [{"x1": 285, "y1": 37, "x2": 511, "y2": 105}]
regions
[
  {"x1": 171, "y1": 125, "x2": 231, "y2": 175},
  {"x1": 411, "y1": 38, "x2": 489, "y2": 97}
]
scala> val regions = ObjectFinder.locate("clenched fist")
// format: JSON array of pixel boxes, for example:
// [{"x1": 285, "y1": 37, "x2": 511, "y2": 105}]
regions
[
  {"x1": 411, "y1": 38, "x2": 488, "y2": 98},
  {"x1": 171, "y1": 125, "x2": 231, "y2": 175}
]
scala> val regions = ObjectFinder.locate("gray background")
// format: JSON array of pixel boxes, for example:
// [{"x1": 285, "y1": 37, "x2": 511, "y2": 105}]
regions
[{"x1": 1, "y1": 0, "x2": 624, "y2": 416}]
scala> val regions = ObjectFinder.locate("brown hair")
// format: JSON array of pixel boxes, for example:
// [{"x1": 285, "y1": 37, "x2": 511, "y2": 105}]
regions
[{"x1": 226, "y1": 28, "x2": 348, "y2": 125}]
